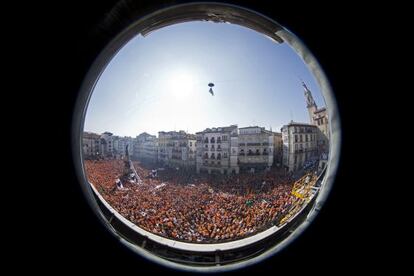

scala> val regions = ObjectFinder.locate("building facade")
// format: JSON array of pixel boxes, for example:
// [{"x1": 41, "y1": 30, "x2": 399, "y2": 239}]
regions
[
  {"x1": 196, "y1": 125, "x2": 239, "y2": 174},
  {"x1": 82, "y1": 132, "x2": 101, "y2": 159},
  {"x1": 158, "y1": 130, "x2": 196, "y2": 168},
  {"x1": 281, "y1": 122, "x2": 318, "y2": 172},
  {"x1": 238, "y1": 126, "x2": 274, "y2": 172},
  {"x1": 112, "y1": 136, "x2": 134, "y2": 159},
  {"x1": 134, "y1": 132, "x2": 158, "y2": 163}
]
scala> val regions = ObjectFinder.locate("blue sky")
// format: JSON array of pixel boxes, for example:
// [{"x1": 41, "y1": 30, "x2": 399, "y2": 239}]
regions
[{"x1": 84, "y1": 21, "x2": 325, "y2": 137}]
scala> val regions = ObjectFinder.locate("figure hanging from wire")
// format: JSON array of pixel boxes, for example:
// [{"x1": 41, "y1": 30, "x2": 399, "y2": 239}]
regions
[{"x1": 208, "y1": 82, "x2": 215, "y2": 96}]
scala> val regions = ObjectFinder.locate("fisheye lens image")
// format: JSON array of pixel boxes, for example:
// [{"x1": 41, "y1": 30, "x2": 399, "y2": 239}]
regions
[{"x1": 77, "y1": 7, "x2": 338, "y2": 270}]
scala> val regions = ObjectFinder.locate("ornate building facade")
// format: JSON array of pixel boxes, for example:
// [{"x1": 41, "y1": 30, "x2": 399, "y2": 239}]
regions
[
  {"x1": 158, "y1": 130, "x2": 196, "y2": 168},
  {"x1": 238, "y1": 126, "x2": 274, "y2": 172},
  {"x1": 281, "y1": 122, "x2": 318, "y2": 172},
  {"x1": 196, "y1": 125, "x2": 239, "y2": 174}
]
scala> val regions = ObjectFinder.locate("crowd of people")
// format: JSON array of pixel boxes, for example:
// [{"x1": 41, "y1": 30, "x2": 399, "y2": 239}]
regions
[{"x1": 84, "y1": 159, "x2": 319, "y2": 243}]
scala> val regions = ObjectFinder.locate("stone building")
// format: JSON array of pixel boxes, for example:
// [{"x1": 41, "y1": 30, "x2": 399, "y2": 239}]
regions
[
  {"x1": 196, "y1": 125, "x2": 239, "y2": 174},
  {"x1": 281, "y1": 122, "x2": 318, "y2": 172},
  {"x1": 158, "y1": 130, "x2": 196, "y2": 168},
  {"x1": 82, "y1": 131, "x2": 101, "y2": 159},
  {"x1": 134, "y1": 132, "x2": 158, "y2": 163},
  {"x1": 238, "y1": 126, "x2": 274, "y2": 172}
]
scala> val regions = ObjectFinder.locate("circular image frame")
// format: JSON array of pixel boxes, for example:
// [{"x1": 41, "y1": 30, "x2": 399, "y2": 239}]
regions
[{"x1": 72, "y1": 1, "x2": 341, "y2": 273}]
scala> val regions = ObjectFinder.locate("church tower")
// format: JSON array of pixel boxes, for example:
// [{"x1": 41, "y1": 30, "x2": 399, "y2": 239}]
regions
[{"x1": 303, "y1": 82, "x2": 317, "y2": 124}]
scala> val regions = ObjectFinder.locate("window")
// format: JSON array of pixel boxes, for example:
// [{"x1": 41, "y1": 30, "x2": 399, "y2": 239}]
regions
[
  {"x1": 217, "y1": 153, "x2": 221, "y2": 160},
  {"x1": 224, "y1": 152, "x2": 227, "y2": 158},
  {"x1": 305, "y1": 135, "x2": 308, "y2": 142},
  {"x1": 256, "y1": 149, "x2": 260, "y2": 155},
  {"x1": 210, "y1": 137, "x2": 215, "y2": 143},
  {"x1": 190, "y1": 142, "x2": 192, "y2": 146},
  {"x1": 223, "y1": 135, "x2": 228, "y2": 141},
  {"x1": 295, "y1": 135, "x2": 298, "y2": 143},
  {"x1": 211, "y1": 153, "x2": 215, "y2": 159},
  {"x1": 300, "y1": 135, "x2": 303, "y2": 142}
]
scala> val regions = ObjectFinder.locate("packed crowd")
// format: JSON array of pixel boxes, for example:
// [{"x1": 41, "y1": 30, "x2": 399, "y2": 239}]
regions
[{"x1": 85, "y1": 159, "x2": 318, "y2": 243}]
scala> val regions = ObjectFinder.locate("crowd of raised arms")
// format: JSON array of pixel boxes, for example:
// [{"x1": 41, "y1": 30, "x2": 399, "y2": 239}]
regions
[{"x1": 84, "y1": 159, "x2": 318, "y2": 243}]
